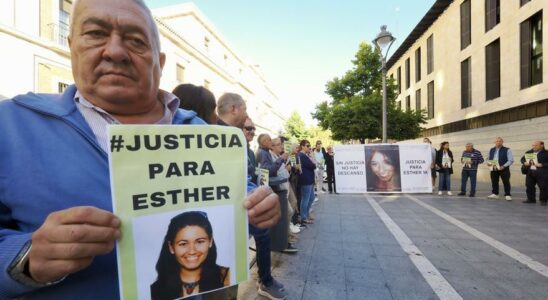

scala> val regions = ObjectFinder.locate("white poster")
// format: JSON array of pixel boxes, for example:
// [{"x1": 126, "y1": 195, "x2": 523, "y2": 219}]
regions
[{"x1": 334, "y1": 144, "x2": 432, "y2": 194}]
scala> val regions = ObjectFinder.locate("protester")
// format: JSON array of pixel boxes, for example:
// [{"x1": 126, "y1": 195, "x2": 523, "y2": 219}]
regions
[
  {"x1": 218, "y1": 101, "x2": 286, "y2": 299},
  {"x1": 0, "y1": 1, "x2": 279, "y2": 298},
  {"x1": 288, "y1": 144, "x2": 303, "y2": 227},
  {"x1": 150, "y1": 211, "x2": 229, "y2": 299},
  {"x1": 325, "y1": 146, "x2": 336, "y2": 194},
  {"x1": 487, "y1": 137, "x2": 514, "y2": 201},
  {"x1": 458, "y1": 143, "x2": 484, "y2": 197},
  {"x1": 243, "y1": 118, "x2": 258, "y2": 183},
  {"x1": 423, "y1": 138, "x2": 437, "y2": 190},
  {"x1": 172, "y1": 83, "x2": 218, "y2": 124},
  {"x1": 298, "y1": 140, "x2": 317, "y2": 225},
  {"x1": 436, "y1": 141, "x2": 454, "y2": 195},
  {"x1": 520, "y1": 141, "x2": 547, "y2": 205},
  {"x1": 313, "y1": 140, "x2": 327, "y2": 193},
  {"x1": 270, "y1": 138, "x2": 298, "y2": 253}
]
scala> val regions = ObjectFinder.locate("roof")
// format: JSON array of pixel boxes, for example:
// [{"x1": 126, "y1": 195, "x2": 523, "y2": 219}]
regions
[{"x1": 386, "y1": 0, "x2": 453, "y2": 70}]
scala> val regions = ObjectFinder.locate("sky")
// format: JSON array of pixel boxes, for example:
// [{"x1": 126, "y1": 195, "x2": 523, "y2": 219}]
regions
[{"x1": 146, "y1": 0, "x2": 436, "y2": 125}]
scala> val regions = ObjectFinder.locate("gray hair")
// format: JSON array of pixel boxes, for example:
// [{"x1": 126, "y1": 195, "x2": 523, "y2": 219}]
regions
[
  {"x1": 217, "y1": 93, "x2": 245, "y2": 116},
  {"x1": 70, "y1": 0, "x2": 161, "y2": 52},
  {"x1": 466, "y1": 142, "x2": 473, "y2": 146}
]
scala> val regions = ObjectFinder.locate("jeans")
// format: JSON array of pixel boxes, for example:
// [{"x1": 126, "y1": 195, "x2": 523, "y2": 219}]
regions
[
  {"x1": 248, "y1": 224, "x2": 272, "y2": 285},
  {"x1": 439, "y1": 169, "x2": 451, "y2": 191},
  {"x1": 460, "y1": 169, "x2": 477, "y2": 194},
  {"x1": 300, "y1": 184, "x2": 315, "y2": 221}
]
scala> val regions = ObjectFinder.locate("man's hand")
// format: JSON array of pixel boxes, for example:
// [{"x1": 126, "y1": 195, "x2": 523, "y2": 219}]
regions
[
  {"x1": 29, "y1": 206, "x2": 121, "y2": 283},
  {"x1": 281, "y1": 152, "x2": 289, "y2": 161},
  {"x1": 244, "y1": 186, "x2": 280, "y2": 229}
]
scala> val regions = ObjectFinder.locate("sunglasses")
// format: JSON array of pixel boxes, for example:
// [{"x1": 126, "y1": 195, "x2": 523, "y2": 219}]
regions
[{"x1": 244, "y1": 126, "x2": 256, "y2": 131}]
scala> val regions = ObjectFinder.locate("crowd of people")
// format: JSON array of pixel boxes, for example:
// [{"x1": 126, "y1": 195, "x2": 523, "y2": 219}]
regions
[{"x1": 423, "y1": 137, "x2": 547, "y2": 205}]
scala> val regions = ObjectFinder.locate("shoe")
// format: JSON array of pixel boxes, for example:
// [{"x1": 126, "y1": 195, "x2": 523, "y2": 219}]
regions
[
  {"x1": 541, "y1": 202, "x2": 547, "y2": 206},
  {"x1": 297, "y1": 223, "x2": 307, "y2": 229},
  {"x1": 258, "y1": 282, "x2": 286, "y2": 300},
  {"x1": 458, "y1": 192, "x2": 466, "y2": 196},
  {"x1": 469, "y1": 193, "x2": 475, "y2": 197},
  {"x1": 505, "y1": 196, "x2": 512, "y2": 201},
  {"x1": 447, "y1": 191, "x2": 452, "y2": 196},
  {"x1": 289, "y1": 224, "x2": 300, "y2": 234},
  {"x1": 487, "y1": 194, "x2": 499, "y2": 199},
  {"x1": 523, "y1": 200, "x2": 536, "y2": 203},
  {"x1": 438, "y1": 191, "x2": 443, "y2": 195},
  {"x1": 257, "y1": 278, "x2": 285, "y2": 291},
  {"x1": 281, "y1": 243, "x2": 299, "y2": 254}
]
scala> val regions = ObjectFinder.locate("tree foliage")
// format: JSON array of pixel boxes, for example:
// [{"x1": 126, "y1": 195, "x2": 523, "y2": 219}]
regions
[
  {"x1": 283, "y1": 111, "x2": 336, "y2": 146},
  {"x1": 312, "y1": 42, "x2": 426, "y2": 142}
]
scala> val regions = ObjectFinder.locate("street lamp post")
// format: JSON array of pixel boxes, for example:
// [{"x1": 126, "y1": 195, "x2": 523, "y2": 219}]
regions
[{"x1": 373, "y1": 25, "x2": 395, "y2": 143}]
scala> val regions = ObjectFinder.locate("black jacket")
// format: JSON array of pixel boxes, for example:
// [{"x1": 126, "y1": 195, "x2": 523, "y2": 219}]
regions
[
  {"x1": 435, "y1": 149, "x2": 454, "y2": 174},
  {"x1": 520, "y1": 148, "x2": 548, "y2": 173}
]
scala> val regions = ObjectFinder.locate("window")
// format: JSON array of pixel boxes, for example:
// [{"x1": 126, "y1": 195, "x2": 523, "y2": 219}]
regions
[
  {"x1": 176, "y1": 64, "x2": 185, "y2": 83},
  {"x1": 427, "y1": 34, "x2": 434, "y2": 74},
  {"x1": 485, "y1": 39, "x2": 501, "y2": 100},
  {"x1": 58, "y1": 82, "x2": 69, "y2": 93},
  {"x1": 520, "y1": 11, "x2": 543, "y2": 89},
  {"x1": 58, "y1": 0, "x2": 71, "y2": 46},
  {"x1": 406, "y1": 95, "x2": 411, "y2": 111},
  {"x1": 520, "y1": 0, "x2": 531, "y2": 7},
  {"x1": 461, "y1": 0, "x2": 471, "y2": 49},
  {"x1": 485, "y1": 0, "x2": 500, "y2": 32},
  {"x1": 461, "y1": 57, "x2": 472, "y2": 108},
  {"x1": 405, "y1": 58, "x2": 410, "y2": 89},
  {"x1": 416, "y1": 89, "x2": 421, "y2": 111},
  {"x1": 415, "y1": 47, "x2": 421, "y2": 82},
  {"x1": 397, "y1": 67, "x2": 402, "y2": 94},
  {"x1": 427, "y1": 81, "x2": 434, "y2": 119}
]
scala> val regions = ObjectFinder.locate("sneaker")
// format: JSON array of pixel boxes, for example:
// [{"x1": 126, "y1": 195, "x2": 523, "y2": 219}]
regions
[
  {"x1": 281, "y1": 243, "x2": 299, "y2": 254},
  {"x1": 297, "y1": 223, "x2": 307, "y2": 229},
  {"x1": 289, "y1": 224, "x2": 300, "y2": 234},
  {"x1": 487, "y1": 194, "x2": 499, "y2": 199},
  {"x1": 258, "y1": 282, "x2": 286, "y2": 300},
  {"x1": 505, "y1": 195, "x2": 512, "y2": 201},
  {"x1": 447, "y1": 191, "x2": 452, "y2": 196},
  {"x1": 257, "y1": 279, "x2": 285, "y2": 291},
  {"x1": 458, "y1": 192, "x2": 466, "y2": 196},
  {"x1": 438, "y1": 191, "x2": 442, "y2": 195}
]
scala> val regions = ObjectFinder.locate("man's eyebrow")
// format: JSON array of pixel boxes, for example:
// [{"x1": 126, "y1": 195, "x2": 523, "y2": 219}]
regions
[
  {"x1": 81, "y1": 17, "x2": 112, "y2": 30},
  {"x1": 81, "y1": 17, "x2": 148, "y2": 37}
]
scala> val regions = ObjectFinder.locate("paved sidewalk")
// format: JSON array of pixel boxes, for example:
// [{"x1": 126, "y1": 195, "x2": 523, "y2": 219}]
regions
[{"x1": 238, "y1": 180, "x2": 548, "y2": 299}]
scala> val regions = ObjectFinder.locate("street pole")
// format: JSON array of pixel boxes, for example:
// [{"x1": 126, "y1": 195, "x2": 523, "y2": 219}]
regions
[{"x1": 381, "y1": 57, "x2": 387, "y2": 143}]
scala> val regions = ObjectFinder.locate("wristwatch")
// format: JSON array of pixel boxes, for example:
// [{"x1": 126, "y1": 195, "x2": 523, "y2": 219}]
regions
[{"x1": 8, "y1": 241, "x2": 64, "y2": 288}]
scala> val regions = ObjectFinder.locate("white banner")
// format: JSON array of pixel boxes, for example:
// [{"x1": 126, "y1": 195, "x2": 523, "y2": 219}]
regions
[{"x1": 334, "y1": 144, "x2": 432, "y2": 193}]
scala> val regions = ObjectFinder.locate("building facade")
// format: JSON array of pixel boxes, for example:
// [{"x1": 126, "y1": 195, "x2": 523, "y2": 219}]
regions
[
  {"x1": 388, "y1": 0, "x2": 547, "y2": 186},
  {"x1": 0, "y1": 0, "x2": 284, "y2": 136}
]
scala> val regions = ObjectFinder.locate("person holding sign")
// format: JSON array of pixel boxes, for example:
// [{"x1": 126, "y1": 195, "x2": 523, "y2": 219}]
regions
[
  {"x1": 458, "y1": 143, "x2": 484, "y2": 197},
  {"x1": 0, "y1": 0, "x2": 280, "y2": 298},
  {"x1": 435, "y1": 142, "x2": 454, "y2": 195},
  {"x1": 521, "y1": 141, "x2": 548, "y2": 205},
  {"x1": 298, "y1": 140, "x2": 317, "y2": 225},
  {"x1": 151, "y1": 211, "x2": 229, "y2": 299},
  {"x1": 486, "y1": 137, "x2": 514, "y2": 201}
]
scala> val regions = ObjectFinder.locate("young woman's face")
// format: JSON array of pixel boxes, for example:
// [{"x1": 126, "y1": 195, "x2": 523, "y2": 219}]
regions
[
  {"x1": 169, "y1": 225, "x2": 212, "y2": 271},
  {"x1": 370, "y1": 151, "x2": 395, "y2": 183}
]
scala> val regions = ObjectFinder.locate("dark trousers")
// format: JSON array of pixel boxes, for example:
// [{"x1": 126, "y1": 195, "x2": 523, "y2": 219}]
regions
[
  {"x1": 249, "y1": 225, "x2": 273, "y2": 285},
  {"x1": 490, "y1": 168, "x2": 511, "y2": 196},
  {"x1": 461, "y1": 169, "x2": 478, "y2": 194},
  {"x1": 526, "y1": 170, "x2": 548, "y2": 203},
  {"x1": 270, "y1": 189, "x2": 288, "y2": 251},
  {"x1": 326, "y1": 169, "x2": 336, "y2": 193}
]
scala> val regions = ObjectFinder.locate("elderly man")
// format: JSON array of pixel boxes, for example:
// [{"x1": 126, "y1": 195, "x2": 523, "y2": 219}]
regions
[
  {"x1": 458, "y1": 143, "x2": 484, "y2": 197},
  {"x1": 521, "y1": 141, "x2": 548, "y2": 205},
  {"x1": 0, "y1": 0, "x2": 279, "y2": 298},
  {"x1": 487, "y1": 137, "x2": 514, "y2": 201}
]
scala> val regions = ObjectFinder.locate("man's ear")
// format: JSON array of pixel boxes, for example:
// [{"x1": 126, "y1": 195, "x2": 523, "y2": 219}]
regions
[{"x1": 159, "y1": 52, "x2": 166, "y2": 70}]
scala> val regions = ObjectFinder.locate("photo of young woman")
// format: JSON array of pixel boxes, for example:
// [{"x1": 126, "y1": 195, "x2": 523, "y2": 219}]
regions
[
  {"x1": 365, "y1": 145, "x2": 402, "y2": 192},
  {"x1": 150, "y1": 211, "x2": 230, "y2": 300}
]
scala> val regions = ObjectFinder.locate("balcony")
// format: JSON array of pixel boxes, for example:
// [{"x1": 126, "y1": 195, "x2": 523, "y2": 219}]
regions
[{"x1": 47, "y1": 21, "x2": 69, "y2": 47}]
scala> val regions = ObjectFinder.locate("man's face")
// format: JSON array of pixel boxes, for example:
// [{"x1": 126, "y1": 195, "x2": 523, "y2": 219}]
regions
[
  {"x1": 495, "y1": 138, "x2": 503, "y2": 148},
  {"x1": 69, "y1": 0, "x2": 165, "y2": 113},
  {"x1": 243, "y1": 119, "x2": 255, "y2": 143},
  {"x1": 316, "y1": 141, "x2": 322, "y2": 151},
  {"x1": 271, "y1": 140, "x2": 283, "y2": 155},
  {"x1": 465, "y1": 144, "x2": 473, "y2": 152},
  {"x1": 233, "y1": 102, "x2": 248, "y2": 129},
  {"x1": 532, "y1": 141, "x2": 542, "y2": 152}
]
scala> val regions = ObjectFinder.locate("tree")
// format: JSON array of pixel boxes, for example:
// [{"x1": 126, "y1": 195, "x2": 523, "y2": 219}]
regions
[
  {"x1": 283, "y1": 112, "x2": 309, "y2": 141},
  {"x1": 312, "y1": 42, "x2": 426, "y2": 142}
]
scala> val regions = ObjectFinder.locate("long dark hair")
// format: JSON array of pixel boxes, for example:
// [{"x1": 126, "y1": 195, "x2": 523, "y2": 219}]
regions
[
  {"x1": 150, "y1": 211, "x2": 224, "y2": 299},
  {"x1": 172, "y1": 84, "x2": 217, "y2": 124}
]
